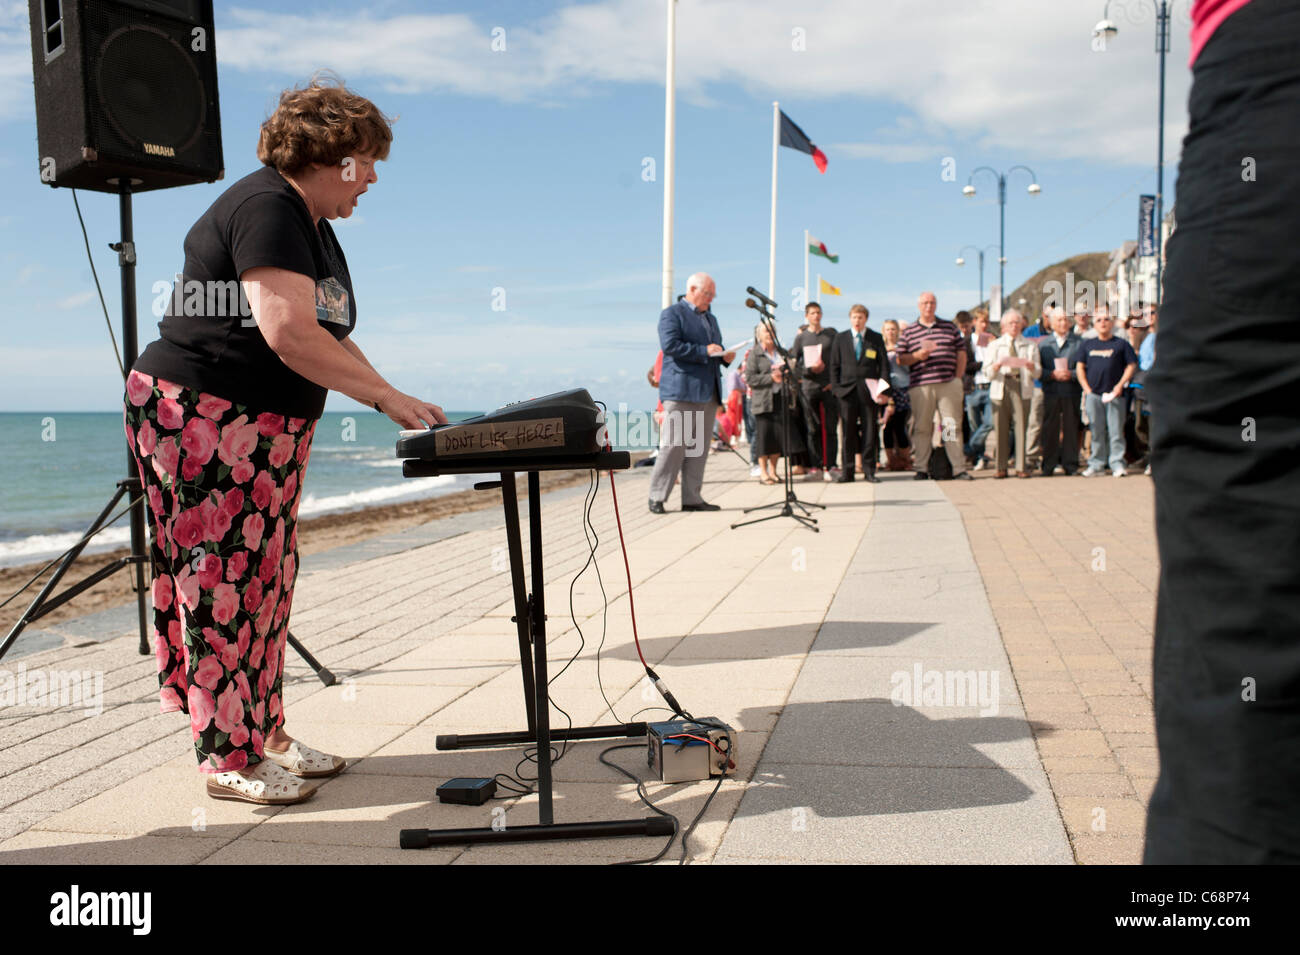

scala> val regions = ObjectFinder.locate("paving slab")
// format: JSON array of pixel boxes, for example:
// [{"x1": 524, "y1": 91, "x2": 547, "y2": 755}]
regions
[
  {"x1": 716, "y1": 474, "x2": 1074, "y2": 865},
  {"x1": 2, "y1": 450, "x2": 1157, "y2": 864}
]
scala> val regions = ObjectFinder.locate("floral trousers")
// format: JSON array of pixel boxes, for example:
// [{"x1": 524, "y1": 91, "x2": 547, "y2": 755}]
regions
[{"x1": 123, "y1": 370, "x2": 316, "y2": 773}]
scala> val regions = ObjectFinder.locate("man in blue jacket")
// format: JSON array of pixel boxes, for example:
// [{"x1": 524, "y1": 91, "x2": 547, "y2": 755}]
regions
[{"x1": 649, "y1": 272, "x2": 735, "y2": 513}]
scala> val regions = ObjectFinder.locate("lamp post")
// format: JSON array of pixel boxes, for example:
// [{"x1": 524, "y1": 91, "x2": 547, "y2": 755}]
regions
[
  {"x1": 963, "y1": 166, "x2": 1041, "y2": 311},
  {"x1": 956, "y1": 244, "x2": 1002, "y2": 308},
  {"x1": 1093, "y1": 2, "x2": 1181, "y2": 305}
]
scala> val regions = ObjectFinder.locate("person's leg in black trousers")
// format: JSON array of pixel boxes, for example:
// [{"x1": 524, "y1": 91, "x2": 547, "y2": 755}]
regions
[
  {"x1": 1060, "y1": 396, "x2": 1079, "y2": 473},
  {"x1": 861, "y1": 397, "x2": 881, "y2": 478},
  {"x1": 821, "y1": 390, "x2": 839, "y2": 473},
  {"x1": 837, "y1": 390, "x2": 863, "y2": 481},
  {"x1": 1145, "y1": 0, "x2": 1300, "y2": 864},
  {"x1": 1040, "y1": 394, "x2": 1064, "y2": 475},
  {"x1": 802, "y1": 384, "x2": 837, "y2": 471}
]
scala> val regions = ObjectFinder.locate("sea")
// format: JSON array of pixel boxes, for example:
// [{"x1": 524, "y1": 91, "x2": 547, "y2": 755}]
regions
[{"x1": 0, "y1": 408, "x2": 658, "y2": 568}]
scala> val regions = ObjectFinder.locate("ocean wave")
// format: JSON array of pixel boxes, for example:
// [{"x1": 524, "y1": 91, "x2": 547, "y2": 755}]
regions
[
  {"x1": 296, "y1": 475, "x2": 460, "y2": 517},
  {"x1": 0, "y1": 476, "x2": 463, "y2": 568},
  {"x1": 0, "y1": 526, "x2": 133, "y2": 568}
]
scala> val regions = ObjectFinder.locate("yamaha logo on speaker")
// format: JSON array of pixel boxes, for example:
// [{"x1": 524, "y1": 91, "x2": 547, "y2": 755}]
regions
[{"x1": 143, "y1": 143, "x2": 176, "y2": 157}]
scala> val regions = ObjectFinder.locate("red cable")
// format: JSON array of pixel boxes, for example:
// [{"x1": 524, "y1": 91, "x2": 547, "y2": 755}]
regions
[
  {"x1": 666, "y1": 733, "x2": 735, "y2": 768},
  {"x1": 606, "y1": 467, "x2": 649, "y2": 671},
  {"x1": 604, "y1": 433, "x2": 686, "y2": 718}
]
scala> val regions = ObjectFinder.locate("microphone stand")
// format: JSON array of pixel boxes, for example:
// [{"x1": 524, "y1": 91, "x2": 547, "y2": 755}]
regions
[{"x1": 731, "y1": 301, "x2": 822, "y2": 532}]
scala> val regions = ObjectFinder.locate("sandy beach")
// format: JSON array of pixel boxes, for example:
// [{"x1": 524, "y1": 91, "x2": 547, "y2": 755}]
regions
[{"x1": 0, "y1": 463, "x2": 638, "y2": 636}]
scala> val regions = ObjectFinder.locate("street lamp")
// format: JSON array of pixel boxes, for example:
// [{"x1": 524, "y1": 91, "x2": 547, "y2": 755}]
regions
[
  {"x1": 1093, "y1": 1, "x2": 1184, "y2": 304},
  {"x1": 956, "y1": 243, "x2": 1002, "y2": 307},
  {"x1": 963, "y1": 165, "x2": 1041, "y2": 310}
]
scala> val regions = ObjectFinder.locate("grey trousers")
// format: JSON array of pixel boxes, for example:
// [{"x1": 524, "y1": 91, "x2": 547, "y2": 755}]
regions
[
  {"x1": 1024, "y1": 386, "x2": 1045, "y2": 467},
  {"x1": 908, "y1": 378, "x2": 967, "y2": 476},
  {"x1": 649, "y1": 399, "x2": 716, "y2": 506},
  {"x1": 993, "y1": 389, "x2": 1028, "y2": 472}
]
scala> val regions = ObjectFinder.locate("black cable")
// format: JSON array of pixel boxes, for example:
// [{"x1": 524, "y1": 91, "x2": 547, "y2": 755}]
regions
[
  {"x1": 552, "y1": 469, "x2": 597, "y2": 686},
  {"x1": 490, "y1": 773, "x2": 533, "y2": 798},
  {"x1": 679, "y1": 752, "x2": 728, "y2": 865},
  {"x1": 574, "y1": 467, "x2": 620, "y2": 723},
  {"x1": 589, "y1": 401, "x2": 621, "y2": 722},
  {"x1": 494, "y1": 462, "x2": 616, "y2": 795},
  {"x1": 488, "y1": 705, "x2": 574, "y2": 796},
  {"x1": 629, "y1": 705, "x2": 677, "y2": 721},
  {"x1": 599, "y1": 743, "x2": 679, "y2": 865},
  {"x1": 490, "y1": 478, "x2": 602, "y2": 795},
  {"x1": 71, "y1": 189, "x2": 127, "y2": 381}
]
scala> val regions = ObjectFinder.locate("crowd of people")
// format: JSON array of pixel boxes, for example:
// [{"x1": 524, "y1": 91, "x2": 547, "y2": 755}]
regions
[{"x1": 646, "y1": 278, "x2": 1157, "y2": 512}]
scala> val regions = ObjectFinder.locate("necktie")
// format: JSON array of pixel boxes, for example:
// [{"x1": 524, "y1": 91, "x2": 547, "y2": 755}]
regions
[{"x1": 855, "y1": 333, "x2": 863, "y2": 361}]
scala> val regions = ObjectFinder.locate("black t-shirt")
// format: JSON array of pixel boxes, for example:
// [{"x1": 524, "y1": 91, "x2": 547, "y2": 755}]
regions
[
  {"x1": 792, "y1": 325, "x2": 838, "y2": 386},
  {"x1": 1075, "y1": 336, "x2": 1138, "y2": 394},
  {"x1": 133, "y1": 165, "x2": 357, "y2": 419}
]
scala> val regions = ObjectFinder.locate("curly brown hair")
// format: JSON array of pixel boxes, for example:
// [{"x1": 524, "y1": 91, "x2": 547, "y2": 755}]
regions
[{"x1": 257, "y1": 73, "x2": 393, "y2": 174}]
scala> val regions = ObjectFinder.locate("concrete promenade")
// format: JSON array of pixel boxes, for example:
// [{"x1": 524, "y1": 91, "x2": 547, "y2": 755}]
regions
[{"x1": 0, "y1": 451, "x2": 1157, "y2": 864}]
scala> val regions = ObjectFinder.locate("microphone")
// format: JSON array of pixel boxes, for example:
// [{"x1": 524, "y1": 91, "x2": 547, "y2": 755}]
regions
[
  {"x1": 744, "y1": 298, "x2": 764, "y2": 312},
  {"x1": 746, "y1": 286, "x2": 778, "y2": 309}
]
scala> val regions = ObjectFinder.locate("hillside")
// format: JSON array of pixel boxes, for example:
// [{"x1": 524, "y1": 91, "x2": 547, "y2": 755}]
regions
[{"x1": 970, "y1": 251, "x2": 1112, "y2": 321}]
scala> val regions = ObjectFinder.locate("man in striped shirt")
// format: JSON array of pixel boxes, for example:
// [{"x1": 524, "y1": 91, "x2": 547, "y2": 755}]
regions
[{"x1": 896, "y1": 291, "x2": 972, "y2": 480}]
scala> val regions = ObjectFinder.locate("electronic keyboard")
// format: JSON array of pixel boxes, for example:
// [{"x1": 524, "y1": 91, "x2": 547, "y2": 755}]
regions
[{"x1": 395, "y1": 388, "x2": 627, "y2": 476}]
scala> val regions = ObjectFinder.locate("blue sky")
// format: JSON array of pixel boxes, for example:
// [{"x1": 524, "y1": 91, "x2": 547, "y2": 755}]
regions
[{"x1": 0, "y1": 0, "x2": 1193, "y2": 413}]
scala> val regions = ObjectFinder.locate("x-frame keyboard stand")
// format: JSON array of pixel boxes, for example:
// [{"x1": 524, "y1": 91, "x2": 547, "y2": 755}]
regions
[{"x1": 397, "y1": 451, "x2": 671, "y2": 848}]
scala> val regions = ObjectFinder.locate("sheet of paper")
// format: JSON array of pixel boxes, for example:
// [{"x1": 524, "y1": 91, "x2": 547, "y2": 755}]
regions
[
  {"x1": 1101, "y1": 392, "x2": 1114, "y2": 403},
  {"x1": 728, "y1": 340, "x2": 752, "y2": 353},
  {"x1": 1054, "y1": 357, "x2": 1068, "y2": 372},
  {"x1": 865, "y1": 378, "x2": 891, "y2": 402},
  {"x1": 803, "y1": 343, "x2": 822, "y2": 366},
  {"x1": 1004, "y1": 356, "x2": 1032, "y2": 369}
]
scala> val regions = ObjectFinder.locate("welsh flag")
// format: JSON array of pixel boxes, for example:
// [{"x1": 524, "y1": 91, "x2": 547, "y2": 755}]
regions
[{"x1": 808, "y1": 235, "x2": 838, "y2": 263}]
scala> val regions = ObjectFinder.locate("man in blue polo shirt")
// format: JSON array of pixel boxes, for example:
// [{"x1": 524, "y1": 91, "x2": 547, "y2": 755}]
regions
[
  {"x1": 648, "y1": 272, "x2": 735, "y2": 512},
  {"x1": 1075, "y1": 304, "x2": 1138, "y2": 477}
]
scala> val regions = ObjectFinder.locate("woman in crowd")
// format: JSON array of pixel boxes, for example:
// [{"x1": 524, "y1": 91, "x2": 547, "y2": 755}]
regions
[
  {"x1": 124, "y1": 75, "x2": 446, "y2": 805},
  {"x1": 985, "y1": 309, "x2": 1041, "y2": 478},
  {"x1": 744, "y1": 323, "x2": 802, "y2": 484},
  {"x1": 880, "y1": 319, "x2": 912, "y2": 471}
]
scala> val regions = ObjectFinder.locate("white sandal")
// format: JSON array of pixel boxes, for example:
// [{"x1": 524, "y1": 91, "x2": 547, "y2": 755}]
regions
[
  {"x1": 207, "y1": 760, "x2": 317, "y2": 805},
  {"x1": 263, "y1": 740, "x2": 347, "y2": 778}
]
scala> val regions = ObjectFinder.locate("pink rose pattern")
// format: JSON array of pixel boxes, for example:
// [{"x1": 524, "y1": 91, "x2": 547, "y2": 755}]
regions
[{"x1": 122, "y1": 370, "x2": 316, "y2": 774}]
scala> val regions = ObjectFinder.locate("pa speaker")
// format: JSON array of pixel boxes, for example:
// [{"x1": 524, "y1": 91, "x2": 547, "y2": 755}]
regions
[{"x1": 29, "y1": 0, "x2": 224, "y2": 193}]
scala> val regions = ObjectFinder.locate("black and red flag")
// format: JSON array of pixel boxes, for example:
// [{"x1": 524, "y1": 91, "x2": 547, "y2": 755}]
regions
[{"x1": 778, "y1": 111, "x2": 828, "y2": 173}]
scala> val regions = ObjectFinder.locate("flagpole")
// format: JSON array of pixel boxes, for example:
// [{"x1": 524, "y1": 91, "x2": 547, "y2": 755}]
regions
[
  {"x1": 769, "y1": 101, "x2": 779, "y2": 310},
  {"x1": 661, "y1": 0, "x2": 677, "y2": 309},
  {"x1": 817, "y1": 273, "x2": 821, "y2": 300},
  {"x1": 803, "y1": 229, "x2": 809, "y2": 308}
]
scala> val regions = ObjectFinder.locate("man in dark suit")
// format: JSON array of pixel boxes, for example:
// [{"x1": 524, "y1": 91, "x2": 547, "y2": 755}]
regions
[
  {"x1": 1036, "y1": 306, "x2": 1083, "y2": 475},
  {"x1": 828, "y1": 303, "x2": 890, "y2": 482},
  {"x1": 648, "y1": 272, "x2": 735, "y2": 512},
  {"x1": 791, "y1": 301, "x2": 839, "y2": 477}
]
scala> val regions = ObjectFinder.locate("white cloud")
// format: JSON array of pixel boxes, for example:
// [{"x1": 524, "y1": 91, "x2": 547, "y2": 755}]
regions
[
  {"x1": 211, "y1": 0, "x2": 1191, "y2": 167},
  {"x1": 832, "y1": 142, "x2": 950, "y2": 164},
  {"x1": 1, "y1": 2, "x2": 1194, "y2": 166},
  {"x1": 56, "y1": 290, "x2": 95, "y2": 309}
]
